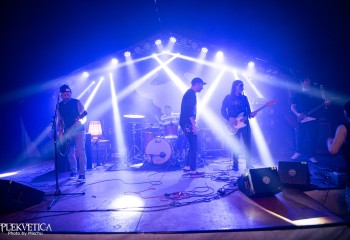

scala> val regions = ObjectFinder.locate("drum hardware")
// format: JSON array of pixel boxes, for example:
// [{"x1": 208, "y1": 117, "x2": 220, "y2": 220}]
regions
[
  {"x1": 163, "y1": 123, "x2": 179, "y2": 139},
  {"x1": 144, "y1": 137, "x2": 172, "y2": 165},
  {"x1": 128, "y1": 123, "x2": 144, "y2": 163}
]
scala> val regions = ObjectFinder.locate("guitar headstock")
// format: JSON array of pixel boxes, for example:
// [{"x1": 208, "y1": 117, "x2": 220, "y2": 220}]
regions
[
  {"x1": 266, "y1": 99, "x2": 277, "y2": 107},
  {"x1": 324, "y1": 98, "x2": 331, "y2": 106}
]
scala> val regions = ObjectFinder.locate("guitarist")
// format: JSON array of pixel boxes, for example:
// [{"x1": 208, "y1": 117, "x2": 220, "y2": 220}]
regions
[
  {"x1": 179, "y1": 77, "x2": 207, "y2": 175},
  {"x1": 290, "y1": 77, "x2": 326, "y2": 163},
  {"x1": 221, "y1": 80, "x2": 257, "y2": 171},
  {"x1": 57, "y1": 84, "x2": 87, "y2": 182}
]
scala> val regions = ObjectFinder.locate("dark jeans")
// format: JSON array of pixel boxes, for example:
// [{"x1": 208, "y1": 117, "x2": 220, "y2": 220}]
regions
[
  {"x1": 232, "y1": 125, "x2": 251, "y2": 168},
  {"x1": 294, "y1": 121, "x2": 319, "y2": 156},
  {"x1": 183, "y1": 131, "x2": 198, "y2": 171}
]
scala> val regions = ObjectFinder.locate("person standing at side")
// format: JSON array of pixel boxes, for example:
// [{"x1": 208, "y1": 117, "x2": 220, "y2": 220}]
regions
[
  {"x1": 57, "y1": 84, "x2": 87, "y2": 182},
  {"x1": 221, "y1": 80, "x2": 257, "y2": 171},
  {"x1": 327, "y1": 100, "x2": 350, "y2": 213},
  {"x1": 179, "y1": 77, "x2": 206, "y2": 175}
]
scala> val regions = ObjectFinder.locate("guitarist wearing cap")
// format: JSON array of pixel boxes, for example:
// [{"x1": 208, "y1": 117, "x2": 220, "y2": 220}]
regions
[
  {"x1": 290, "y1": 77, "x2": 330, "y2": 163},
  {"x1": 58, "y1": 84, "x2": 87, "y2": 182}
]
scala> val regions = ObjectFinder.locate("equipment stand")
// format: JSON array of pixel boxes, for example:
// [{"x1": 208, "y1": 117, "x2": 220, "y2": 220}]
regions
[
  {"x1": 47, "y1": 94, "x2": 84, "y2": 210},
  {"x1": 128, "y1": 123, "x2": 144, "y2": 164}
]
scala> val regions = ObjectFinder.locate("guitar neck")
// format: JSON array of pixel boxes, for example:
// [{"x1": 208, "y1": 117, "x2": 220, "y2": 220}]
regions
[{"x1": 307, "y1": 103, "x2": 324, "y2": 116}]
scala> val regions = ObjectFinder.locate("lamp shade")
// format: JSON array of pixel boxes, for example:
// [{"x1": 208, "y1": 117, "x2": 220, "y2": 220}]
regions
[{"x1": 88, "y1": 121, "x2": 102, "y2": 136}]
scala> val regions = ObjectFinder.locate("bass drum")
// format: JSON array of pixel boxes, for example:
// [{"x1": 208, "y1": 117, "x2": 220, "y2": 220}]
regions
[{"x1": 145, "y1": 137, "x2": 172, "y2": 164}]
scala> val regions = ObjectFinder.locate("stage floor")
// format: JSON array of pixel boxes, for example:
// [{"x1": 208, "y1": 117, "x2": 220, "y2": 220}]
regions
[{"x1": 1, "y1": 152, "x2": 350, "y2": 239}]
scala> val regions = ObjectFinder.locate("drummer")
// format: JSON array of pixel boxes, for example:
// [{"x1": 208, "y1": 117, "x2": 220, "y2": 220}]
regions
[
  {"x1": 160, "y1": 105, "x2": 180, "y2": 126},
  {"x1": 159, "y1": 105, "x2": 180, "y2": 138}
]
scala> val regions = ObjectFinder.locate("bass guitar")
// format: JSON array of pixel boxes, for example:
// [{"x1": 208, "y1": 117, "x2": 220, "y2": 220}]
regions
[
  {"x1": 284, "y1": 98, "x2": 331, "y2": 127},
  {"x1": 227, "y1": 99, "x2": 277, "y2": 135},
  {"x1": 59, "y1": 111, "x2": 88, "y2": 156}
]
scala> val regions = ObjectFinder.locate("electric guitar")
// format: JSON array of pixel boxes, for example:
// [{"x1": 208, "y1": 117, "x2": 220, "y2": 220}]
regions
[
  {"x1": 59, "y1": 111, "x2": 88, "y2": 156},
  {"x1": 227, "y1": 99, "x2": 277, "y2": 135},
  {"x1": 297, "y1": 99, "x2": 331, "y2": 124}
]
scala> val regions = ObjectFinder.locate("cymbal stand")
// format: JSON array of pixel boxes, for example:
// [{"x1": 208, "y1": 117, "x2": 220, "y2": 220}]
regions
[{"x1": 128, "y1": 123, "x2": 143, "y2": 163}]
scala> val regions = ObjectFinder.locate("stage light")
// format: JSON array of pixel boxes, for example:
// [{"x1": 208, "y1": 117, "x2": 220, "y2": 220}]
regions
[
  {"x1": 248, "y1": 61, "x2": 255, "y2": 68},
  {"x1": 111, "y1": 58, "x2": 118, "y2": 64},
  {"x1": 155, "y1": 39, "x2": 162, "y2": 45},
  {"x1": 216, "y1": 51, "x2": 224, "y2": 58},
  {"x1": 169, "y1": 37, "x2": 176, "y2": 43},
  {"x1": 0, "y1": 171, "x2": 19, "y2": 178},
  {"x1": 215, "y1": 51, "x2": 224, "y2": 63},
  {"x1": 191, "y1": 42, "x2": 198, "y2": 49},
  {"x1": 201, "y1": 47, "x2": 208, "y2": 53},
  {"x1": 124, "y1": 51, "x2": 131, "y2": 57},
  {"x1": 82, "y1": 71, "x2": 89, "y2": 78},
  {"x1": 134, "y1": 46, "x2": 141, "y2": 53}
]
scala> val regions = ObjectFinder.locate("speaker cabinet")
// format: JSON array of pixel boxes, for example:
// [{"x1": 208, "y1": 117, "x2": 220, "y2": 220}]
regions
[
  {"x1": 278, "y1": 161, "x2": 310, "y2": 188},
  {"x1": 0, "y1": 180, "x2": 44, "y2": 213},
  {"x1": 238, "y1": 167, "x2": 282, "y2": 198},
  {"x1": 85, "y1": 133, "x2": 92, "y2": 169}
]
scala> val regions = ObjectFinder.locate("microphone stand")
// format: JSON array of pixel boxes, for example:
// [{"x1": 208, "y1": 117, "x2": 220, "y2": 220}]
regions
[{"x1": 47, "y1": 94, "x2": 85, "y2": 210}]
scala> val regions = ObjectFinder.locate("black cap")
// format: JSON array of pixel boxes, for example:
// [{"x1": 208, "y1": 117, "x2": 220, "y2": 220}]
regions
[
  {"x1": 60, "y1": 84, "x2": 72, "y2": 93},
  {"x1": 191, "y1": 77, "x2": 207, "y2": 85}
]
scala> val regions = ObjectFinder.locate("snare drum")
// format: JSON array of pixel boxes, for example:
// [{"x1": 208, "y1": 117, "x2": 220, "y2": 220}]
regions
[
  {"x1": 145, "y1": 137, "x2": 172, "y2": 164},
  {"x1": 164, "y1": 123, "x2": 179, "y2": 139}
]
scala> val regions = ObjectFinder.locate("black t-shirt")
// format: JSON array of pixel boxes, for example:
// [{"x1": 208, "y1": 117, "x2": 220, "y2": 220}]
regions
[
  {"x1": 58, "y1": 98, "x2": 81, "y2": 130},
  {"x1": 179, "y1": 89, "x2": 196, "y2": 128},
  {"x1": 221, "y1": 94, "x2": 251, "y2": 120},
  {"x1": 291, "y1": 90, "x2": 323, "y2": 118}
]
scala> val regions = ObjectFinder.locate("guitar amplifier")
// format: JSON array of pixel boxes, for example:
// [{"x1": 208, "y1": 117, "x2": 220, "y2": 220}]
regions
[
  {"x1": 278, "y1": 161, "x2": 310, "y2": 188},
  {"x1": 238, "y1": 167, "x2": 282, "y2": 198},
  {"x1": 200, "y1": 128, "x2": 224, "y2": 152}
]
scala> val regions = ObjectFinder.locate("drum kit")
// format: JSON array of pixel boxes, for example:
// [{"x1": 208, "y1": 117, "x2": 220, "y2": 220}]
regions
[{"x1": 124, "y1": 114, "x2": 187, "y2": 168}]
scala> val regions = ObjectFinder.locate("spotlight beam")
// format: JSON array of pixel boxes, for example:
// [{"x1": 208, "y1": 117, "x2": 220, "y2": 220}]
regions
[
  {"x1": 117, "y1": 54, "x2": 178, "y2": 100},
  {"x1": 109, "y1": 73, "x2": 127, "y2": 162},
  {"x1": 153, "y1": 55, "x2": 187, "y2": 92}
]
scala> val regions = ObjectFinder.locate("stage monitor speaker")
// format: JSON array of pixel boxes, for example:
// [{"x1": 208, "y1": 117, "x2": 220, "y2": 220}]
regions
[
  {"x1": 278, "y1": 161, "x2": 310, "y2": 188},
  {"x1": 238, "y1": 167, "x2": 282, "y2": 198},
  {"x1": 0, "y1": 180, "x2": 44, "y2": 213}
]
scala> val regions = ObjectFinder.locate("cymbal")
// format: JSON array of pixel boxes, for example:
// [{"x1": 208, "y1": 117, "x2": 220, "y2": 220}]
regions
[{"x1": 123, "y1": 114, "x2": 145, "y2": 119}]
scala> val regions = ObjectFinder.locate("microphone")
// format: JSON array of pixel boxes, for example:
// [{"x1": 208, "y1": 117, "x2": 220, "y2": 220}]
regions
[{"x1": 159, "y1": 152, "x2": 166, "y2": 158}]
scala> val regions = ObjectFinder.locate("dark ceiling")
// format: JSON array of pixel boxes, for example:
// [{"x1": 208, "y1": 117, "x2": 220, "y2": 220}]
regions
[{"x1": 1, "y1": 0, "x2": 349, "y2": 98}]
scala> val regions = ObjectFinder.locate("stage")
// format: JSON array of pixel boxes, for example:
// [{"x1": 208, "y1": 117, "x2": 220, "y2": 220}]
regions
[{"x1": 0, "y1": 152, "x2": 349, "y2": 239}]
